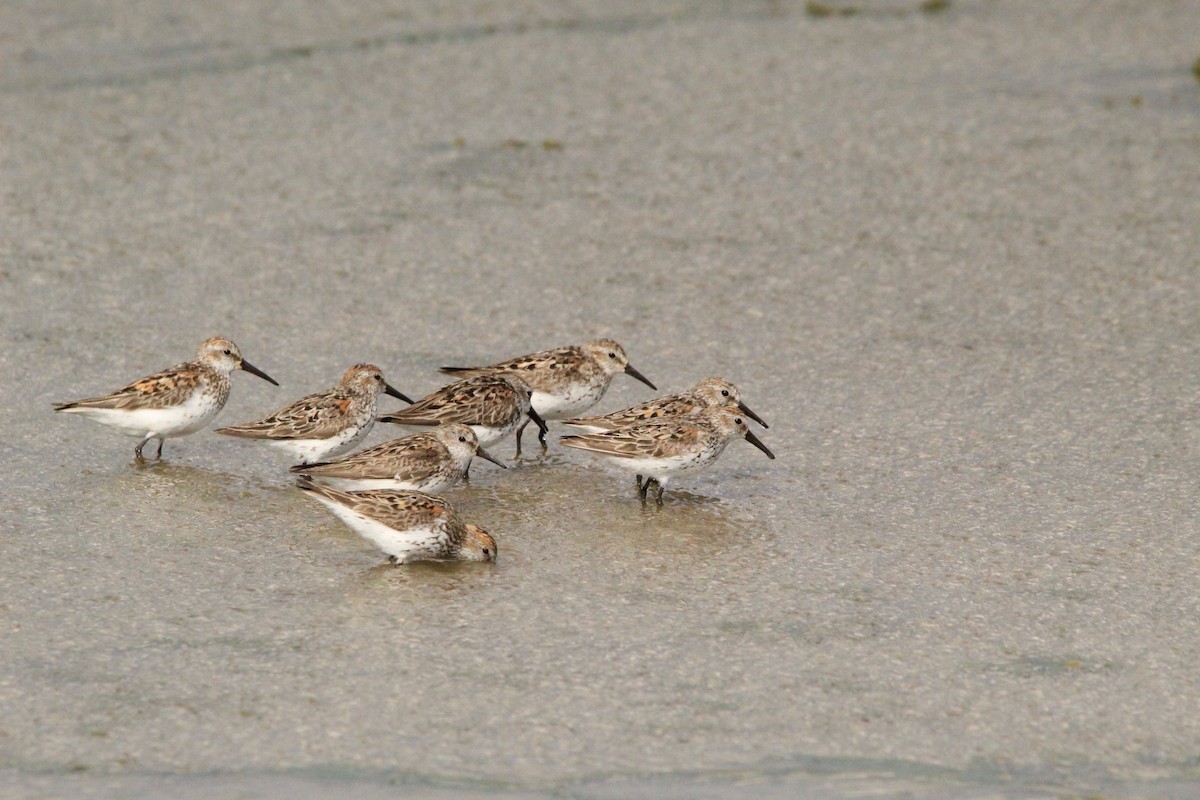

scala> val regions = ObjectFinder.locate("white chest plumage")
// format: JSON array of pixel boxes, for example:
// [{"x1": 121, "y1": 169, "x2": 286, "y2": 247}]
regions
[
  {"x1": 311, "y1": 497, "x2": 448, "y2": 562},
  {"x1": 267, "y1": 421, "x2": 374, "y2": 464},
  {"x1": 469, "y1": 419, "x2": 520, "y2": 448},
  {"x1": 531, "y1": 378, "x2": 610, "y2": 420},
  {"x1": 601, "y1": 440, "x2": 728, "y2": 486},
  {"x1": 70, "y1": 387, "x2": 224, "y2": 439}
]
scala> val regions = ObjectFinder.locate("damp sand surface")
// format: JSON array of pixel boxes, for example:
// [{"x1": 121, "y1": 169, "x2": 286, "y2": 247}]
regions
[{"x1": 2, "y1": 1, "x2": 1200, "y2": 797}]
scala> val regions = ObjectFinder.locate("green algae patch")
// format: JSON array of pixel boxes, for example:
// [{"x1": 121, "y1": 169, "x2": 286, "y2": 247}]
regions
[{"x1": 805, "y1": 2, "x2": 858, "y2": 18}]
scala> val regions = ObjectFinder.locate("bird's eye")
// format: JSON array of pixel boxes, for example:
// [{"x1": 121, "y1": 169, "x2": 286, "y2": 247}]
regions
[
  {"x1": 482, "y1": 548, "x2": 491, "y2": 556},
  {"x1": 222, "y1": 349, "x2": 233, "y2": 356},
  {"x1": 608, "y1": 352, "x2": 617, "y2": 359},
  {"x1": 735, "y1": 417, "x2": 743, "y2": 425},
  {"x1": 458, "y1": 436, "x2": 466, "y2": 443},
  {"x1": 721, "y1": 390, "x2": 730, "y2": 397}
]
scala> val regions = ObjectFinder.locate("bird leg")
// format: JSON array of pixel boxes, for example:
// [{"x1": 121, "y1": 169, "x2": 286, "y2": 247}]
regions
[
  {"x1": 155, "y1": 438, "x2": 164, "y2": 459},
  {"x1": 134, "y1": 435, "x2": 152, "y2": 460},
  {"x1": 638, "y1": 477, "x2": 652, "y2": 502},
  {"x1": 654, "y1": 481, "x2": 666, "y2": 506},
  {"x1": 635, "y1": 474, "x2": 644, "y2": 492},
  {"x1": 513, "y1": 419, "x2": 530, "y2": 458}
]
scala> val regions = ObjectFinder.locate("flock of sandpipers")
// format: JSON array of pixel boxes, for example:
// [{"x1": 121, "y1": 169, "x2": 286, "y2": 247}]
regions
[{"x1": 54, "y1": 336, "x2": 774, "y2": 564}]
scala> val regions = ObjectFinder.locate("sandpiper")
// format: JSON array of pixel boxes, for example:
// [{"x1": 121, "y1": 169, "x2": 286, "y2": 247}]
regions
[
  {"x1": 561, "y1": 377, "x2": 768, "y2": 432},
  {"x1": 440, "y1": 338, "x2": 656, "y2": 455},
  {"x1": 215, "y1": 363, "x2": 410, "y2": 464},
  {"x1": 53, "y1": 336, "x2": 278, "y2": 460},
  {"x1": 560, "y1": 406, "x2": 775, "y2": 505},
  {"x1": 377, "y1": 374, "x2": 546, "y2": 450},
  {"x1": 296, "y1": 477, "x2": 497, "y2": 564},
  {"x1": 290, "y1": 423, "x2": 505, "y2": 492}
]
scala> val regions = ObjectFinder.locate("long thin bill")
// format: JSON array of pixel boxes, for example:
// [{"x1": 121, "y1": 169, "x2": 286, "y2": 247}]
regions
[
  {"x1": 744, "y1": 430, "x2": 775, "y2": 459},
  {"x1": 384, "y1": 383, "x2": 414, "y2": 403},
  {"x1": 624, "y1": 363, "x2": 657, "y2": 390},
  {"x1": 527, "y1": 406, "x2": 549, "y2": 435},
  {"x1": 240, "y1": 359, "x2": 279, "y2": 386},
  {"x1": 737, "y1": 401, "x2": 768, "y2": 428},
  {"x1": 474, "y1": 446, "x2": 507, "y2": 468}
]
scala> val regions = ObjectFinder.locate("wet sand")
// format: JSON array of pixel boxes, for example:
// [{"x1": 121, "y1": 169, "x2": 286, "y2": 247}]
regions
[{"x1": 2, "y1": 1, "x2": 1200, "y2": 797}]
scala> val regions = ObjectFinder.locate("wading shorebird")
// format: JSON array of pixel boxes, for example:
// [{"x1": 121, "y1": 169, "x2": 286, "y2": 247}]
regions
[
  {"x1": 561, "y1": 377, "x2": 768, "y2": 433},
  {"x1": 215, "y1": 363, "x2": 411, "y2": 464},
  {"x1": 439, "y1": 338, "x2": 656, "y2": 455},
  {"x1": 377, "y1": 374, "x2": 547, "y2": 455},
  {"x1": 560, "y1": 405, "x2": 775, "y2": 505},
  {"x1": 290, "y1": 423, "x2": 505, "y2": 492},
  {"x1": 53, "y1": 336, "x2": 278, "y2": 460},
  {"x1": 562, "y1": 376, "x2": 768, "y2": 490},
  {"x1": 296, "y1": 477, "x2": 497, "y2": 564}
]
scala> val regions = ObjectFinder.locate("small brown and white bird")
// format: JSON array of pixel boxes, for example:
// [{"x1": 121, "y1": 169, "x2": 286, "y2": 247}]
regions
[
  {"x1": 561, "y1": 377, "x2": 768, "y2": 433},
  {"x1": 53, "y1": 336, "x2": 278, "y2": 460},
  {"x1": 215, "y1": 363, "x2": 410, "y2": 464},
  {"x1": 377, "y1": 374, "x2": 546, "y2": 451},
  {"x1": 296, "y1": 477, "x2": 497, "y2": 564},
  {"x1": 440, "y1": 338, "x2": 657, "y2": 454},
  {"x1": 560, "y1": 405, "x2": 775, "y2": 505},
  {"x1": 290, "y1": 423, "x2": 505, "y2": 492}
]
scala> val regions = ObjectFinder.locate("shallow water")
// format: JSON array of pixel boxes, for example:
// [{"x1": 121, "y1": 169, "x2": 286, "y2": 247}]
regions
[{"x1": 3, "y1": 1, "x2": 1200, "y2": 797}]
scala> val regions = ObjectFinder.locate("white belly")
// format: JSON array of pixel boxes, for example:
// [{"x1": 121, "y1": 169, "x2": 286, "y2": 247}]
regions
[
  {"x1": 470, "y1": 419, "x2": 520, "y2": 449},
  {"x1": 559, "y1": 421, "x2": 607, "y2": 434},
  {"x1": 316, "y1": 473, "x2": 455, "y2": 493},
  {"x1": 64, "y1": 392, "x2": 222, "y2": 439},
  {"x1": 531, "y1": 382, "x2": 607, "y2": 420},
  {"x1": 268, "y1": 424, "x2": 371, "y2": 464},
  {"x1": 310, "y1": 495, "x2": 446, "y2": 562},
  {"x1": 600, "y1": 448, "x2": 720, "y2": 486}
]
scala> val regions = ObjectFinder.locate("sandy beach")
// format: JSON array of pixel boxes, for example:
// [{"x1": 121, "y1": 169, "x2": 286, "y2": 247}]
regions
[{"x1": 2, "y1": 1, "x2": 1199, "y2": 797}]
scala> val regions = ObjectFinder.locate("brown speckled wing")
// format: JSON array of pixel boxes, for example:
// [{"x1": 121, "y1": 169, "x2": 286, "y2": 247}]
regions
[
  {"x1": 570, "y1": 393, "x2": 695, "y2": 428},
  {"x1": 562, "y1": 419, "x2": 706, "y2": 459},
  {"x1": 347, "y1": 491, "x2": 450, "y2": 529},
  {"x1": 302, "y1": 480, "x2": 452, "y2": 527},
  {"x1": 299, "y1": 436, "x2": 446, "y2": 480},
  {"x1": 630, "y1": 396, "x2": 697, "y2": 421},
  {"x1": 487, "y1": 346, "x2": 584, "y2": 374},
  {"x1": 441, "y1": 346, "x2": 583, "y2": 378},
  {"x1": 380, "y1": 377, "x2": 521, "y2": 428},
  {"x1": 219, "y1": 388, "x2": 358, "y2": 439},
  {"x1": 59, "y1": 362, "x2": 206, "y2": 410},
  {"x1": 376, "y1": 446, "x2": 450, "y2": 483}
]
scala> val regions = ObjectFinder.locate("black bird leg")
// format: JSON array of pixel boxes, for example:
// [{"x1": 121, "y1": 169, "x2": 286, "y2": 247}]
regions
[{"x1": 513, "y1": 419, "x2": 530, "y2": 458}]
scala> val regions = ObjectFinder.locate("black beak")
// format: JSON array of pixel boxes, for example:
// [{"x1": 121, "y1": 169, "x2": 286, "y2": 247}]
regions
[
  {"x1": 240, "y1": 359, "x2": 279, "y2": 386},
  {"x1": 474, "y1": 446, "x2": 507, "y2": 468},
  {"x1": 384, "y1": 383, "x2": 414, "y2": 403},
  {"x1": 527, "y1": 406, "x2": 549, "y2": 435},
  {"x1": 737, "y1": 401, "x2": 768, "y2": 429},
  {"x1": 744, "y1": 430, "x2": 775, "y2": 459},
  {"x1": 624, "y1": 363, "x2": 657, "y2": 390}
]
